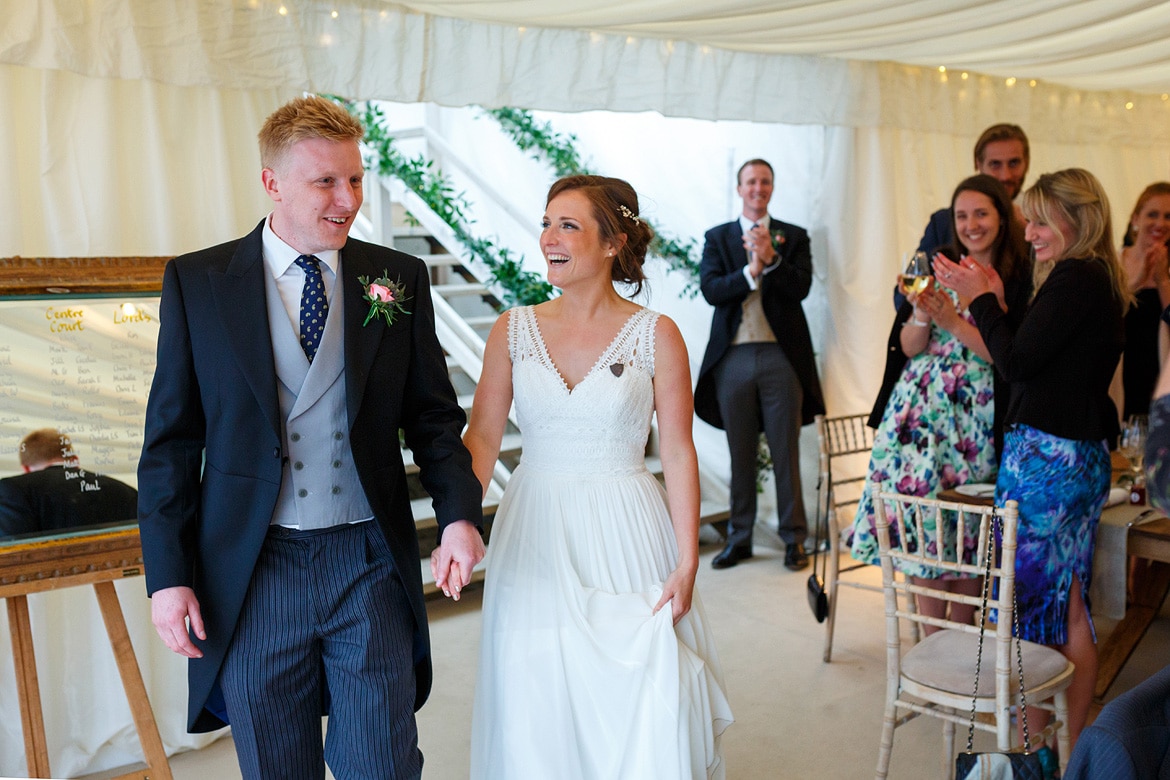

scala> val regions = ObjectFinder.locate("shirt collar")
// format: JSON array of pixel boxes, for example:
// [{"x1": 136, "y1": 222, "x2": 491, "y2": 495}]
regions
[
  {"x1": 261, "y1": 213, "x2": 340, "y2": 279},
  {"x1": 739, "y1": 213, "x2": 771, "y2": 233}
]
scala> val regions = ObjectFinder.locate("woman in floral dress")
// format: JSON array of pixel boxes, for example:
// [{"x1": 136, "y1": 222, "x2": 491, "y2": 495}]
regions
[{"x1": 851, "y1": 175, "x2": 1030, "y2": 628}]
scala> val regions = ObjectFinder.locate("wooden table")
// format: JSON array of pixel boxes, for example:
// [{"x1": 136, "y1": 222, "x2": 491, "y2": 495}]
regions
[
  {"x1": 0, "y1": 526, "x2": 172, "y2": 779},
  {"x1": 1094, "y1": 508, "x2": 1170, "y2": 699}
]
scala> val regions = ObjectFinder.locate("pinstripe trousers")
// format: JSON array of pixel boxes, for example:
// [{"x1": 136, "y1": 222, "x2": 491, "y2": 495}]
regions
[{"x1": 220, "y1": 520, "x2": 422, "y2": 780}]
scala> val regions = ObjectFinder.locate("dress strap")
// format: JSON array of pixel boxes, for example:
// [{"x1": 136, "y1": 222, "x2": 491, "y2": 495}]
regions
[
  {"x1": 614, "y1": 308, "x2": 659, "y2": 377},
  {"x1": 507, "y1": 306, "x2": 540, "y2": 365}
]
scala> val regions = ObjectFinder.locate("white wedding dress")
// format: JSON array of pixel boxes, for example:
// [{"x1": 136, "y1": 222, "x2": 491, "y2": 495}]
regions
[{"x1": 470, "y1": 306, "x2": 733, "y2": 780}]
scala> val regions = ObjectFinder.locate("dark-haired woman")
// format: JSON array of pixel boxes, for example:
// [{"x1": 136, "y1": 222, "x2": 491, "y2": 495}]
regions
[
  {"x1": 456, "y1": 175, "x2": 732, "y2": 778},
  {"x1": 851, "y1": 174, "x2": 1030, "y2": 629}
]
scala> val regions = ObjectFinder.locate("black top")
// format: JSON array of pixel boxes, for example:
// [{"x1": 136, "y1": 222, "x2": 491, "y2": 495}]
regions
[
  {"x1": 969, "y1": 257, "x2": 1125, "y2": 444},
  {"x1": 0, "y1": 465, "x2": 138, "y2": 538},
  {"x1": 1122, "y1": 288, "x2": 1162, "y2": 417}
]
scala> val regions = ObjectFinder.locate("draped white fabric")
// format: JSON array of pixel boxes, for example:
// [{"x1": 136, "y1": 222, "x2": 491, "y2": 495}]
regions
[
  {"x1": 398, "y1": 0, "x2": 1170, "y2": 95},
  {"x1": 5, "y1": 0, "x2": 1170, "y2": 141},
  {"x1": 5, "y1": 0, "x2": 1170, "y2": 775}
]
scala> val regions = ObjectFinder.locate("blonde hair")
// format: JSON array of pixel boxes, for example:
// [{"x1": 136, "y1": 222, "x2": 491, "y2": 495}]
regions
[
  {"x1": 258, "y1": 95, "x2": 364, "y2": 171},
  {"x1": 1021, "y1": 168, "x2": 1132, "y2": 308}
]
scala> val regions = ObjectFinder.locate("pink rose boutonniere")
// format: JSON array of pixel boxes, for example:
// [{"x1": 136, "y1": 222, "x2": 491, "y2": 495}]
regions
[
  {"x1": 358, "y1": 270, "x2": 411, "y2": 327},
  {"x1": 769, "y1": 228, "x2": 786, "y2": 254}
]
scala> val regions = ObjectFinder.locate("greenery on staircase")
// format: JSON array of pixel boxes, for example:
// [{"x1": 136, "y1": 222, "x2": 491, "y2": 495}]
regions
[
  {"x1": 486, "y1": 108, "x2": 702, "y2": 297},
  {"x1": 349, "y1": 100, "x2": 555, "y2": 308}
]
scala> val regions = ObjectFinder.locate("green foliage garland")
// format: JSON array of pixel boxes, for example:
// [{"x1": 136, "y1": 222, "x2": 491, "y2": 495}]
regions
[
  {"x1": 489, "y1": 107, "x2": 587, "y2": 178},
  {"x1": 484, "y1": 107, "x2": 702, "y2": 297},
  {"x1": 349, "y1": 100, "x2": 554, "y2": 308}
]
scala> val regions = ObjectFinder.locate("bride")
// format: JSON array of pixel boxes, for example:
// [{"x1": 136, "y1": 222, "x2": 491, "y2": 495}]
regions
[{"x1": 440, "y1": 174, "x2": 732, "y2": 779}]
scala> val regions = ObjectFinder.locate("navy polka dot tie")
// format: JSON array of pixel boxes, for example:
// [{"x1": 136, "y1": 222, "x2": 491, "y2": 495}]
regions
[{"x1": 294, "y1": 255, "x2": 328, "y2": 362}]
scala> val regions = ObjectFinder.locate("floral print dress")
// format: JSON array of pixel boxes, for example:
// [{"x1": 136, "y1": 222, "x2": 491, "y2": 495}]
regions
[{"x1": 850, "y1": 296, "x2": 997, "y2": 578}]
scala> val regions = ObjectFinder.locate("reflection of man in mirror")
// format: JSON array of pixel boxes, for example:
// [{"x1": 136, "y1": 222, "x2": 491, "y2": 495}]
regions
[{"x1": 0, "y1": 428, "x2": 138, "y2": 538}]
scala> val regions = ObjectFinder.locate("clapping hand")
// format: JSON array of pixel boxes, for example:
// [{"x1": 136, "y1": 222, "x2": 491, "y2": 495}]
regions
[
  {"x1": 914, "y1": 286, "x2": 960, "y2": 330},
  {"x1": 933, "y1": 254, "x2": 1006, "y2": 310},
  {"x1": 743, "y1": 224, "x2": 777, "y2": 277}
]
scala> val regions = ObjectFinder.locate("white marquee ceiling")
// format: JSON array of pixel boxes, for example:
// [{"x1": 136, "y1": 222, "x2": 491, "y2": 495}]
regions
[
  {"x1": 3, "y1": 0, "x2": 1170, "y2": 142},
  {"x1": 399, "y1": 0, "x2": 1170, "y2": 95}
]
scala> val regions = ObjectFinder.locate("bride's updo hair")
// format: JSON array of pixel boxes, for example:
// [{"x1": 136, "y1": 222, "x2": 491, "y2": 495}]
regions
[{"x1": 546, "y1": 175, "x2": 655, "y2": 296}]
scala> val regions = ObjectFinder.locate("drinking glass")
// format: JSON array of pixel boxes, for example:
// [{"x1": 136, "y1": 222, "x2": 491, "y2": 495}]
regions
[
  {"x1": 898, "y1": 251, "x2": 932, "y2": 298},
  {"x1": 1121, "y1": 414, "x2": 1149, "y2": 482}
]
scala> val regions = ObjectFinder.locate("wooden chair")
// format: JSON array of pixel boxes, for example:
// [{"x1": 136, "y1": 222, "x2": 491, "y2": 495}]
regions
[
  {"x1": 815, "y1": 413, "x2": 877, "y2": 662},
  {"x1": 870, "y1": 481, "x2": 1075, "y2": 779}
]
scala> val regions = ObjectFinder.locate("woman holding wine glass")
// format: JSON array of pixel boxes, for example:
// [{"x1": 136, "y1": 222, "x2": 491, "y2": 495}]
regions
[
  {"x1": 935, "y1": 168, "x2": 1128, "y2": 760},
  {"x1": 850, "y1": 175, "x2": 1030, "y2": 628}
]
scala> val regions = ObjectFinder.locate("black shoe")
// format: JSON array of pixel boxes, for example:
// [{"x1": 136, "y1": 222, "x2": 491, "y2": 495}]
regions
[
  {"x1": 712, "y1": 544, "x2": 753, "y2": 569},
  {"x1": 784, "y1": 544, "x2": 809, "y2": 571}
]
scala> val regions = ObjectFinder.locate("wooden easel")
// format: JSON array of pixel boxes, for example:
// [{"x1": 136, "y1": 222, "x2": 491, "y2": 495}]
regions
[{"x1": 1, "y1": 527, "x2": 172, "y2": 780}]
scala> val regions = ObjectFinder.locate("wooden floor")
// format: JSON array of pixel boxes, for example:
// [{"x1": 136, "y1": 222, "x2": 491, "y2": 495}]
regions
[{"x1": 164, "y1": 531, "x2": 1170, "y2": 780}]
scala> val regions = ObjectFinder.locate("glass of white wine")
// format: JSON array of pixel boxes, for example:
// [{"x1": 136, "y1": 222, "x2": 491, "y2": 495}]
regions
[
  {"x1": 898, "y1": 251, "x2": 932, "y2": 298},
  {"x1": 1121, "y1": 414, "x2": 1149, "y2": 481}
]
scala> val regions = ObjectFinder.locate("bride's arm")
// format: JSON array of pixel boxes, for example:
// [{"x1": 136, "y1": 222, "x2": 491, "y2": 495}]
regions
[
  {"x1": 651, "y1": 315, "x2": 700, "y2": 625},
  {"x1": 463, "y1": 314, "x2": 513, "y2": 498},
  {"x1": 432, "y1": 314, "x2": 512, "y2": 600}
]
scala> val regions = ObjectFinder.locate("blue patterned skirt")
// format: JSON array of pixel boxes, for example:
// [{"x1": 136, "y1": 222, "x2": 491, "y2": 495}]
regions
[{"x1": 995, "y1": 425, "x2": 1110, "y2": 645}]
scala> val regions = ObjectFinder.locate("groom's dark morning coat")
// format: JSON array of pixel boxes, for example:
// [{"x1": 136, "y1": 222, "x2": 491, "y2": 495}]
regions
[{"x1": 138, "y1": 220, "x2": 482, "y2": 731}]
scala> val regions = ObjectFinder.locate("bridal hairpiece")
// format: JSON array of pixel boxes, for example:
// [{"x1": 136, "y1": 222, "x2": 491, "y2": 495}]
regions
[{"x1": 616, "y1": 204, "x2": 640, "y2": 223}]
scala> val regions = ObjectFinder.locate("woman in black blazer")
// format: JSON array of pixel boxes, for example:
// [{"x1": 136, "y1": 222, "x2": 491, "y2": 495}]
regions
[{"x1": 936, "y1": 168, "x2": 1129, "y2": 759}]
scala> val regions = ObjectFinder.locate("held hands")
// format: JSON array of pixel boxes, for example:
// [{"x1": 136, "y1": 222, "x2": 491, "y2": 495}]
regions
[
  {"x1": 430, "y1": 519, "x2": 486, "y2": 601},
  {"x1": 653, "y1": 563, "x2": 696, "y2": 625},
  {"x1": 150, "y1": 585, "x2": 205, "y2": 658}
]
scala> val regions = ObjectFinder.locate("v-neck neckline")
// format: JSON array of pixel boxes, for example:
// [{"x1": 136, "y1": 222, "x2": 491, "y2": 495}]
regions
[{"x1": 529, "y1": 307, "x2": 643, "y2": 393}]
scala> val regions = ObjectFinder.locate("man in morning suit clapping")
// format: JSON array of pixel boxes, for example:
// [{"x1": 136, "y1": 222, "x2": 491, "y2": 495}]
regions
[
  {"x1": 695, "y1": 158, "x2": 825, "y2": 572},
  {"x1": 138, "y1": 95, "x2": 484, "y2": 780}
]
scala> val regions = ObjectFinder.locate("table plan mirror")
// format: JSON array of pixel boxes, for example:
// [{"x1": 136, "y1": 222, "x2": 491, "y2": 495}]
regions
[{"x1": 0, "y1": 255, "x2": 175, "y2": 779}]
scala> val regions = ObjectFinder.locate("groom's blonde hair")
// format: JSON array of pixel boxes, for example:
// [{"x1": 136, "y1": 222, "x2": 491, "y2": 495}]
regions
[{"x1": 258, "y1": 95, "x2": 364, "y2": 172}]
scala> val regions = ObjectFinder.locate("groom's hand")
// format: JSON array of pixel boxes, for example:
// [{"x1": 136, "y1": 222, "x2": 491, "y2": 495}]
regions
[
  {"x1": 431, "y1": 519, "x2": 485, "y2": 601},
  {"x1": 151, "y1": 585, "x2": 206, "y2": 658}
]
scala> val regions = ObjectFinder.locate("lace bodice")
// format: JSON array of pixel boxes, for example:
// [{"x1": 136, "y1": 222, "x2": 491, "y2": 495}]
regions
[{"x1": 508, "y1": 305, "x2": 659, "y2": 477}]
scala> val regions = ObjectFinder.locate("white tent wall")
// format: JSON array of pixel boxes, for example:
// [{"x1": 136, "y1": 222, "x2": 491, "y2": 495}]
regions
[
  {"x1": 4, "y1": 0, "x2": 1170, "y2": 774},
  {"x1": 0, "y1": 63, "x2": 281, "y2": 257}
]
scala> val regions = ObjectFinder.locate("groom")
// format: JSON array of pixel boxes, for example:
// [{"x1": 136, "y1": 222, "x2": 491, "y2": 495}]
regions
[{"x1": 138, "y1": 95, "x2": 484, "y2": 779}]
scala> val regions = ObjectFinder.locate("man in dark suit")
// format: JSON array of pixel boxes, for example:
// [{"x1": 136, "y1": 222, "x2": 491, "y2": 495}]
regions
[
  {"x1": 894, "y1": 123, "x2": 1030, "y2": 309},
  {"x1": 138, "y1": 96, "x2": 484, "y2": 780},
  {"x1": 0, "y1": 428, "x2": 138, "y2": 537},
  {"x1": 695, "y1": 158, "x2": 825, "y2": 572}
]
